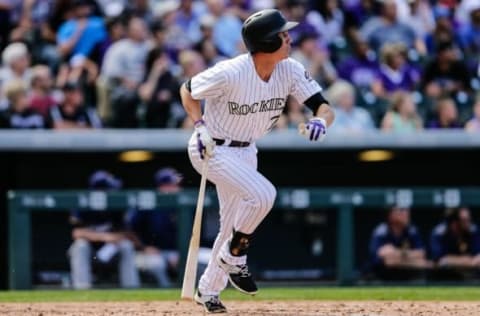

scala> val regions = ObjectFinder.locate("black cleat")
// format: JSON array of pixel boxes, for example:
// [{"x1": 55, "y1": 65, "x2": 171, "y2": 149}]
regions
[
  {"x1": 218, "y1": 258, "x2": 258, "y2": 295},
  {"x1": 194, "y1": 291, "x2": 227, "y2": 314}
]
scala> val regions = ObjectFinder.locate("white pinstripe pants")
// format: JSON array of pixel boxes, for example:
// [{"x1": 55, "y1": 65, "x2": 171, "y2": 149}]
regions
[{"x1": 188, "y1": 134, "x2": 276, "y2": 295}]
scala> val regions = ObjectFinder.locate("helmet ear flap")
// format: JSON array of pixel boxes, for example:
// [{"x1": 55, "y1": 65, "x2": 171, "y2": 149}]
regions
[{"x1": 256, "y1": 33, "x2": 283, "y2": 53}]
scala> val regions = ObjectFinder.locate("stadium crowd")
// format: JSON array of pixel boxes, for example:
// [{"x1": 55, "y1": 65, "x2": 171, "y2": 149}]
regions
[{"x1": 0, "y1": 0, "x2": 480, "y2": 132}]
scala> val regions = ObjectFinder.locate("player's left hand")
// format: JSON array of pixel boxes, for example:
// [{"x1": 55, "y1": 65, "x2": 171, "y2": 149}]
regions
[{"x1": 300, "y1": 117, "x2": 327, "y2": 142}]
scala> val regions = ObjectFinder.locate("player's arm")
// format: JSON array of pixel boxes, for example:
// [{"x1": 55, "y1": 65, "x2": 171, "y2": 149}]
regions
[
  {"x1": 180, "y1": 80, "x2": 202, "y2": 123},
  {"x1": 180, "y1": 80, "x2": 215, "y2": 159},
  {"x1": 304, "y1": 92, "x2": 335, "y2": 126},
  {"x1": 300, "y1": 92, "x2": 335, "y2": 141}
]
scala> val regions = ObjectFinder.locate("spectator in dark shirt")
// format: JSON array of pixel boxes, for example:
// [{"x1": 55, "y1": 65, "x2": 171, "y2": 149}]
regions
[
  {"x1": 125, "y1": 167, "x2": 182, "y2": 287},
  {"x1": 69, "y1": 170, "x2": 140, "y2": 289},
  {"x1": 138, "y1": 48, "x2": 181, "y2": 128},
  {"x1": 47, "y1": 81, "x2": 102, "y2": 129},
  {"x1": 369, "y1": 206, "x2": 430, "y2": 279},
  {"x1": 430, "y1": 207, "x2": 480, "y2": 269},
  {"x1": 0, "y1": 79, "x2": 45, "y2": 129},
  {"x1": 421, "y1": 41, "x2": 471, "y2": 99}
]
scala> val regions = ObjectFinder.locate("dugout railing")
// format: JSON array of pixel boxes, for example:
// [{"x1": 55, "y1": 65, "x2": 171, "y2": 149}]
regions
[{"x1": 8, "y1": 187, "x2": 480, "y2": 289}]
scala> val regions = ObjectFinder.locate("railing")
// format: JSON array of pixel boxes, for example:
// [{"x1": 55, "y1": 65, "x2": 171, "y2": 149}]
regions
[{"x1": 8, "y1": 187, "x2": 480, "y2": 289}]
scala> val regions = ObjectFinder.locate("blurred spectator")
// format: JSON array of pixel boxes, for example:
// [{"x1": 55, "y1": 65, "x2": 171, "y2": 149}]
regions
[
  {"x1": 360, "y1": 0, "x2": 418, "y2": 52},
  {"x1": 95, "y1": 0, "x2": 128, "y2": 18},
  {"x1": 175, "y1": 0, "x2": 205, "y2": 46},
  {"x1": 284, "y1": 0, "x2": 318, "y2": 47},
  {"x1": 155, "y1": 0, "x2": 192, "y2": 54},
  {"x1": 421, "y1": 41, "x2": 471, "y2": 99},
  {"x1": 47, "y1": 81, "x2": 102, "y2": 129},
  {"x1": 56, "y1": 0, "x2": 107, "y2": 65},
  {"x1": 276, "y1": 95, "x2": 311, "y2": 129},
  {"x1": 381, "y1": 91, "x2": 422, "y2": 132},
  {"x1": 126, "y1": 167, "x2": 182, "y2": 287},
  {"x1": 371, "y1": 43, "x2": 420, "y2": 98},
  {"x1": 326, "y1": 80, "x2": 375, "y2": 133},
  {"x1": 193, "y1": 14, "x2": 226, "y2": 66},
  {"x1": 425, "y1": 6, "x2": 459, "y2": 55},
  {"x1": 69, "y1": 170, "x2": 140, "y2": 289},
  {"x1": 0, "y1": 42, "x2": 32, "y2": 109},
  {"x1": 206, "y1": 0, "x2": 243, "y2": 57},
  {"x1": 291, "y1": 32, "x2": 337, "y2": 87},
  {"x1": 177, "y1": 49, "x2": 206, "y2": 84},
  {"x1": 430, "y1": 207, "x2": 480, "y2": 269},
  {"x1": 307, "y1": 0, "x2": 345, "y2": 47},
  {"x1": 124, "y1": 0, "x2": 154, "y2": 26},
  {"x1": 369, "y1": 206, "x2": 430, "y2": 280},
  {"x1": 337, "y1": 35, "x2": 379, "y2": 91},
  {"x1": 101, "y1": 15, "x2": 150, "y2": 127},
  {"x1": 343, "y1": 0, "x2": 377, "y2": 40},
  {"x1": 97, "y1": 16, "x2": 126, "y2": 66},
  {"x1": 8, "y1": 0, "x2": 58, "y2": 67},
  {"x1": 138, "y1": 48, "x2": 182, "y2": 128},
  {"x1": 29, "y1": 64, "x2": 58, "y2": 117},
  {"x1": 400, "y1": 0, "x2": 434, "y2": 46},
  {"x1": 227, "y1": 0, "x2": 252, "y2": 21},
  {"x1": 457, "y1": 3, "x2": 480, "y2": 71},
  {"x1": 0, "y1": 80, "x2": 45, "y2": 128},
  {"x1": 427, "y1": 97, "x2": 461, "y2": 129},
  {"x1": 465, "y1": 96, "x2": 480, "y2": 132}
]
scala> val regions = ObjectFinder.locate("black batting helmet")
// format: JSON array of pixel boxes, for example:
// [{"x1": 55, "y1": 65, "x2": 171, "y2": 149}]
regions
[{"x1": 242, "y1": 9, "x2": 298, "y2": 53}]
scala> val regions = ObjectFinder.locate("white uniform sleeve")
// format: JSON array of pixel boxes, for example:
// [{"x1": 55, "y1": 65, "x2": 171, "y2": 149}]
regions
[
  {"x1": 288, "y1": 58, "x2": 322, "y2": 105},
  {"x1": 190, "y1": 63, "x2": 227, "y2": 100}
]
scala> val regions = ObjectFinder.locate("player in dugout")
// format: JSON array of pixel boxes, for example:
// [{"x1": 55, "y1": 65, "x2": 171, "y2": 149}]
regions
[{"x1": 369, "y1": 206, "x2": 431, "y2": 280}]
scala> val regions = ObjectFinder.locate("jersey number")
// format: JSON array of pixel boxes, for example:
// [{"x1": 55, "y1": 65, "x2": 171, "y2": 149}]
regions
[{"x1": 267, "y1": 115, "x2": 281, "y2": 132}]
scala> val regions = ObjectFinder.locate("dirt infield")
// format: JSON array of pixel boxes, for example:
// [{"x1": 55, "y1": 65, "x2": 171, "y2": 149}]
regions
[{"x1": 2, "y1": 301, "x2": 480, "y2": 316}]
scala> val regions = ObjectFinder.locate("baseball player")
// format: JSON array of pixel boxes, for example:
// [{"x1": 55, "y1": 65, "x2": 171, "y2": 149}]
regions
[{"x1": 180, "y1": 9, "x2": 335, "y2": 313}]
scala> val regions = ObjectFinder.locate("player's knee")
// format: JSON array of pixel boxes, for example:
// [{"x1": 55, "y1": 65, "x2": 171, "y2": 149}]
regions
[
  {"x1": 69, "y1": 239, "x2": 91, "y2": 257},
  {"x1": 118, "y1": 239, "x2": 135, "y2": 255},
  {"x1": 258, "y1": 181, "x2": 276, "y2": 212}
]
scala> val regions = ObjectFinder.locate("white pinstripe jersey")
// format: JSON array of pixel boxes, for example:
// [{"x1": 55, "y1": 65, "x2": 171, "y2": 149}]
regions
[{"x1": 190, "y1": 54, "x2": 322, "y2": 142}]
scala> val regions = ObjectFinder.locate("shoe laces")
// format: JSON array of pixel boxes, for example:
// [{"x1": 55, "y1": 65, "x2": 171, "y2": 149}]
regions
[
  {"x1": 238, "y1": 264, "x2": 251, "y2": 277},
  {"x1": 208, "y1": 296, "x2": 222, "y2": 305}
]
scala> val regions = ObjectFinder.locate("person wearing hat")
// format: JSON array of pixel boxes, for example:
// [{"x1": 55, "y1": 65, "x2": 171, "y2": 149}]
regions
[
  {"x1": 368, "y1": 206, "x2": 430, "y2": 280},
  {"x1": 68, "y1": 170, "x2": 140, "y2": 289},
  {"x1": 46, "y1": 81, "x2": 102, "y2": 129},
  {"x1": 125, "y1": 168, "x2": 183, "y2": 287}
]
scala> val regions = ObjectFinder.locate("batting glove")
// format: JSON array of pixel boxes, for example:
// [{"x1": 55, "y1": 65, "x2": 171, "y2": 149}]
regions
[
  {"x1": 302, "y1": 117, "x2": 327, "y2": 142},
  {"x1": 194, "y1": 119, "x2": 215, "y2": 159}
]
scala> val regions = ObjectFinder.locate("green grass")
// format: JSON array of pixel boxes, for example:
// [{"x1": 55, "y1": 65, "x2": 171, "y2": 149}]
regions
[{"x1": 1, "y1": 287, "x2": 480, "y2": 302}]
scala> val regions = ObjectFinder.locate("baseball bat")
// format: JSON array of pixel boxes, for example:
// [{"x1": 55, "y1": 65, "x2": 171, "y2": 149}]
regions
[{"x1": 181, "y1": 158, "x2": 209, "y2": 300}]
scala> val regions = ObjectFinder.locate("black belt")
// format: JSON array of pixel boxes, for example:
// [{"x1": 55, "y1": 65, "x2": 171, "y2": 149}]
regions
[{"x1": 213, "y1": 138, "x2": 250, "y2": 147}]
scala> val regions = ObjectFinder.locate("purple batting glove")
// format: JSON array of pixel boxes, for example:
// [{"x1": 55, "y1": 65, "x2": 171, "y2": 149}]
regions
[{"x1": 305, "y1": 117, "x2": 327, "y2": 142}]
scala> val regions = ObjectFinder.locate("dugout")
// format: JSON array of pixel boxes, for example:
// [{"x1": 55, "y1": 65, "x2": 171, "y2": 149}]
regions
[{"x1": 1, "y1": 130, "x2": 480, "y2": 289}]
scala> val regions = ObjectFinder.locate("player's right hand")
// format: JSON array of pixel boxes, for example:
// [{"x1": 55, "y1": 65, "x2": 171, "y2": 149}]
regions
[{"x1": 195, "y1": 120, "x2": 215, "y2": 159}]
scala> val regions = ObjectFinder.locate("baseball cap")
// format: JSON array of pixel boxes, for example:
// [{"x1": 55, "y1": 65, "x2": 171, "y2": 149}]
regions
[
  {"x1": 155, "y1": 168, "x2": 182, "y2": 186},
  {"x1": 89, "y1": 170, "x2": 123, "y2": 189}
]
